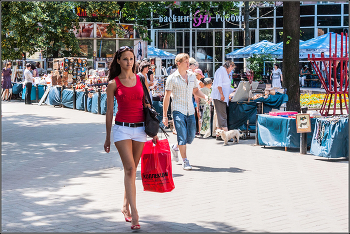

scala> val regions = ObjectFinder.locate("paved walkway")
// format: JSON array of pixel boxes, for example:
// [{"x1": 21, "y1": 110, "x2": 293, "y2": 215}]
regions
[{"x1": 1, "y1": 101, "x2": 348, "y2": 233}]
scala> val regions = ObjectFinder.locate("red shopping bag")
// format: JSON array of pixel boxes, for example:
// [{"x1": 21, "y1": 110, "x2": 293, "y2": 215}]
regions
[{"x1": 141, "y1": 139, "x2": 175, "y2": 193}]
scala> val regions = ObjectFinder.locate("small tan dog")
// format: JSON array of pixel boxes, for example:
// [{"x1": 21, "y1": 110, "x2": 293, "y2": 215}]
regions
[{"x1": 216, "y1": 129, "x2": 244, "y2": 145}]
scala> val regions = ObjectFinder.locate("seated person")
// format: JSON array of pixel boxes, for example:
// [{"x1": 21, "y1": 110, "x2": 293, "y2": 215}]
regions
[{"x1": 300, "y1": 65, "x2": 310, "y2": 87}]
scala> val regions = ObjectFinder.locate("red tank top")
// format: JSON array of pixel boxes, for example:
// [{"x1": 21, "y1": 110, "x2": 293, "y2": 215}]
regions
[{"x1": 114, "y1": 75, "x2": 145, "y2": 123}]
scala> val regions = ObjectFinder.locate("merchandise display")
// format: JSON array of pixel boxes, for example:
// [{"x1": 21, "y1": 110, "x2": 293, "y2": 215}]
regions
[{"x1": 52, "y1": 57, "x2": 88, "y2": 86}]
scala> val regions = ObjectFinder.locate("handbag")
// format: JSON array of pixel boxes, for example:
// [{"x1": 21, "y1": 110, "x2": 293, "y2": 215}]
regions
[
  {"x1": 139, "y1": 74, "x2": 168, "y2": 138},
  {"x1": 141, "y1": 138, "x2": 175, "y2": 193}
]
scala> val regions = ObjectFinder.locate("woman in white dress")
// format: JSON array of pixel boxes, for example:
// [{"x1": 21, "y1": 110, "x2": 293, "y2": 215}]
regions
[{"x1": 270, "y1": 64, "x2": 283, "y2": 88}]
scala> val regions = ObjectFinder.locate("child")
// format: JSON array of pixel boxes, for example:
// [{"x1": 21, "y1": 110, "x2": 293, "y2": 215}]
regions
[{"x1": 199, "y1": 78, "x2": 213, "y2": 137}]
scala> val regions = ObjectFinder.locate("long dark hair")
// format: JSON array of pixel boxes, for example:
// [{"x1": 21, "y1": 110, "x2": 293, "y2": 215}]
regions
[{"x1": 108, "y1": 46, "x2": 136, "y2": 81}]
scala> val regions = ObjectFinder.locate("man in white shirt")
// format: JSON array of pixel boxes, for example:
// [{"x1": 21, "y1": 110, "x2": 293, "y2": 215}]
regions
[
  {"x1": 23, "y1": 63, "x2": 34, "y2": 104},
  {"x1": 211, "y1": 61, "x2": 235, "y2": 132},
  {"x1": 162, "y1": 53, "x2": 210, "y2": 170}
]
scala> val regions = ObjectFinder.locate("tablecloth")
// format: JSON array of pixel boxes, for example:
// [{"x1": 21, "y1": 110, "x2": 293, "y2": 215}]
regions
[
  {"x1": 257, "y1": 114, "x2": 316, "y2": 148},
  {"x1": 45, "y1": 86, "x2": 61, "y2": 106},
  {"x1": 12, "y1": 83, "x2": 23, "y2": 94},
  {"x1": 228, "y1": 92, "x2": 288, "y2": 130},
  {"x1": 22, "y1": 85, "x2": 45, "y2": 101},
  {"x1": 61, "y1": 89, "x2": 73, "y2": 109},
  {"x1": 310, "y1": 117, "x2": 348, "y2": 158}
]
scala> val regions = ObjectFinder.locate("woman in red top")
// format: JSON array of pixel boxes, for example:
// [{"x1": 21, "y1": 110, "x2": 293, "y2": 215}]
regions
[{"x1": 104, "y1": 46, "x2": 158, "y2": 230}]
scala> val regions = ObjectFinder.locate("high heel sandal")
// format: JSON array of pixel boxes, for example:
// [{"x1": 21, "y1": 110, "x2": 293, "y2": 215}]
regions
[
  {"x1": 121, "y1": 211, "x2": 132, "y2": 222},
  {"x1": 131, "y1": 224, "x2": 140, "y2": 230}
]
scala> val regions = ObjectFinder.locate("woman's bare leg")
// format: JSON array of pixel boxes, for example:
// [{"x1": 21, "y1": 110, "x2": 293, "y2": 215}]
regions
[{"x1": 115, "y1": 139, "x2": 144, "y2": 226}]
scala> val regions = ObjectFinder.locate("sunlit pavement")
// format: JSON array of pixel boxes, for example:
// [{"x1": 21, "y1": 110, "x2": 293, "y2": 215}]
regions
[{"x1": 1, "y1": 101, "x2": 348, "y2": 233}]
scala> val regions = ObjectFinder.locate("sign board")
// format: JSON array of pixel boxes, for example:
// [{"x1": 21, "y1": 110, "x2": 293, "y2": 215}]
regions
[{"x1": 296, "y1": 114, "x2": 311, "y2": 133}]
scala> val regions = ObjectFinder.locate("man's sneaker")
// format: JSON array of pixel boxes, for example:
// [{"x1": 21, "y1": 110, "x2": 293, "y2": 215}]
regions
[
  {"x1": 170, "y1": 144, "x2": 179, "y2": 162},
  {"x1": 182, "y1": 159, "x2": 192, "y2": 170}
]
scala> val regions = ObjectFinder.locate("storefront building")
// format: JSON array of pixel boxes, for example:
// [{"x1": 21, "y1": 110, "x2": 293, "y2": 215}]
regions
[{"x1": 148, "y1": 1, "x2": 349, "y2": 76}]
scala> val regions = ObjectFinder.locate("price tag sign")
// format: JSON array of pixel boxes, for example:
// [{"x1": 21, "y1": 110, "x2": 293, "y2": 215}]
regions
[{"x1": 296, "y1": 114, "x2": 311, "y2": 133}]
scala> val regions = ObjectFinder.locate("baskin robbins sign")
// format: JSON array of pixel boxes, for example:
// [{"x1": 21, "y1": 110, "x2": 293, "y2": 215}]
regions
[{"x1": 158, "y1": 10, "x2": 244, "y2": 27}]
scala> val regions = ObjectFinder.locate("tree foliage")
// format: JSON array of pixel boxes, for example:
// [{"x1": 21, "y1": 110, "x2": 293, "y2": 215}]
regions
[
  {"x1": 246, "y1": 54, "x2": 274, "y2": 81},
  {"x1": 2, "y1": 1, "x2": 81, "y2": 60}
]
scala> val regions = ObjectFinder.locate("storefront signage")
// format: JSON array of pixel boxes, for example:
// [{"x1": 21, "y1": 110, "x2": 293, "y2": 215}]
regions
[{"x1": 158, "y1": 10, "x2": 244, "y2": 27}]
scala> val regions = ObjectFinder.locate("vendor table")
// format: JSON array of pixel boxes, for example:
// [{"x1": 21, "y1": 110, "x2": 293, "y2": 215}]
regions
[
  {"x1": 257, "y1": 114, "x2": 316, "y2": 148},
  {"x1": 12, "y1": 83, "x2": 23, "y2": 95},
  {"x1": 310, "y1": 116, "x2": 348, "y2": 158},
  {"x1": 22, "y1": 85, "x2": 45, "y2": 101},
  {"x1": 45, "y1": 86, "x2": 61, "y2": 106},
  {"x1": 228, "y1": 92, "x2": 288, "y2": 131},
  {"x1": 61, "y1": 89, "x2": 74, "y2": 109}
]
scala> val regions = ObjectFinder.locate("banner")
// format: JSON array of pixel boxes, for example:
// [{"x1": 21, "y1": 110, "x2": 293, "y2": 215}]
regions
[
  {"x1": 73, "y1": 23, "x2": 94, "y2": 38},
  {"x1": 121, "y1": 25, "x2": 134, "y2": 39},
  {"x1": 96, "y1": 23, "x2": 116, "y2": 38}
]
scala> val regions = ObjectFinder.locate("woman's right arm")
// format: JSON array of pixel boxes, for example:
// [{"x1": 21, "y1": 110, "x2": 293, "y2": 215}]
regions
[{"x1": 104, "y1": 80, "x2": 116, "y2": 153}]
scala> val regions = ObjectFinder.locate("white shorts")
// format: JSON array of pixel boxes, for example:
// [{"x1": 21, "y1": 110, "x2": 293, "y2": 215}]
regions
[{"x1": 113, "y1": 124, "x2": 147, "y2": 143}]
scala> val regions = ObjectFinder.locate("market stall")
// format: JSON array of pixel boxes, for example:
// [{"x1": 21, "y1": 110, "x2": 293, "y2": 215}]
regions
[
  {"x1": 310, "y1": 115, "x2": 348, "y2": 158},
  {"x1": 257, "y1": 114, "x2": 317, "y2": 148}
]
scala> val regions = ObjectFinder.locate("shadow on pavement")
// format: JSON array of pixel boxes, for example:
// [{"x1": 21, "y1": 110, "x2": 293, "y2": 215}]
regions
[{"x1": 190, "y1": 165, "x2": 247, "y2": 173}]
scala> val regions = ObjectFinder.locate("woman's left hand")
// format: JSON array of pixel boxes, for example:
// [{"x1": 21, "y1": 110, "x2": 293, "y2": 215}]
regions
[{"x1": 152, "y1": 135, "x2": 159, "y2": 144}]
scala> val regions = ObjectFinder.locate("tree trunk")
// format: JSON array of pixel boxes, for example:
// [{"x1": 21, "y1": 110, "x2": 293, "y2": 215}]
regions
[
  {"x1": 243, "y1": 1, "x2": 250, "y2": 72},
  {"x1": 283, "y1": 2, "x2": 300, "y2": 112},
  {"x1": 244, "y1": 1, "x2": 250, "y2": 47}
]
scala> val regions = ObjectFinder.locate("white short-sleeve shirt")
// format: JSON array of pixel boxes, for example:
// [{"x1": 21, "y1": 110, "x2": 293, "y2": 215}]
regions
[{"x1": 165, "y1": 70, "x2": 198, "y2": 116}]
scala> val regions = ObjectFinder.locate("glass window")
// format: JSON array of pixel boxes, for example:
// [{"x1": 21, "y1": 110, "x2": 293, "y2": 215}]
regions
[
  {"x1": 158, "y1": 32, "x2": 175, "y2": 49},
  {"x1": 276, "y1": 7, "x2": 283, "y2": 16},
  {"x1": 209, "y1": 19, "x2": 223, "y2": 28},
  {"x1": 226, "y1": 21, "x2": 240, "y2": 28},
  {"x1": 344, "y1": 16, "x2": 349, "y2": 26},
  {"x1": 215, "y1": 31, "x2": 222, "y2": 46},
  {"x1": 317, "y1": 16, "x2": 341, "y2": 26},
  {"x1": 233, "y1": 31, "x2": 244, "y2": 46},
  {"x1": 215, "y1": 63, "x2": 221, "y2": 72},
  {"x1": 196, "y1": 47, "x2": 213, "y2": 62},
  {"x1": 97, "y1": 40, "x2": 116, "y2": 58},
  {"x1": 177, "y1": 48, "x2": 183, "y2": 54},
  {"x1": 184, "y1": 47, "x2": 190, "y2": 54},
  {"x1": 259, "y1": 29, "x2": 273, "y2": 42},
  {"x1": 301, "y1": 17, "x2": 315, "y2": 27},
  {"x1": 171, "y1": 7, "x2": 189, "y2": 28},
  {"x1": 329, "y1": 28, "x2": 346, "y2": 34},
  {"x1": 192, "y1": 31, "x2": 195, "y2": 47},
  {"x1": 199, "y1": 63, "x2": 213, "y2": 77},
  {"x1": 197, "y1": 31, "x2": 213, "y2": 46},
  {"x1": 276, "y1": 18, "x2": 283, "y2": 27},
  {"x1": 250, "y1": 8, "x2": 257, "y2": 17},
  {"x1": 185, "y1": 32, "x2": 190, "y2": 46},
  {"x1": 345, "y1": 4, "x2": 349, "y2": 14},
  {"x1": 300, "y1": 5, "x2": 315, "y2": 15},
  {"x1": 251, "y1": 30, "x2": 255, "y2": 44},
  {"x1": 225, "y1": 47, "x2": 232, "y2": 60},
  {"x1": 78, "y1": 39, "x2": 93, "y2": 59},
  {"x1": 225, "y1": 31, "x2": 232, "y2": 47},
  {"x1": 249, "y1": 19, "x2": 257, "y2": 28},
  {"x1": 177, "y1": 32, "x2": 183, "y2": 46},
  {"x1": 276, "y1": 29, "x2": 283, "y2": 43},
  {"x1": 173, "y1": 22, "x2": 190, "y2": 28},
  {"x1": 300, "y1": 28, "x2": 314, "y2": 41},
  {"x1": 259, "y1": 7, "x2": 274, "y2": 17},
  {"x1": 215, "y1": 47, "x2": 222, "y2": 62},
  {"x1": 259, "y1": 18, "x2": 273, "y2": 28},
  {"x1": 317, "y1": 4, "x2": 341, "y2": 15}
]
